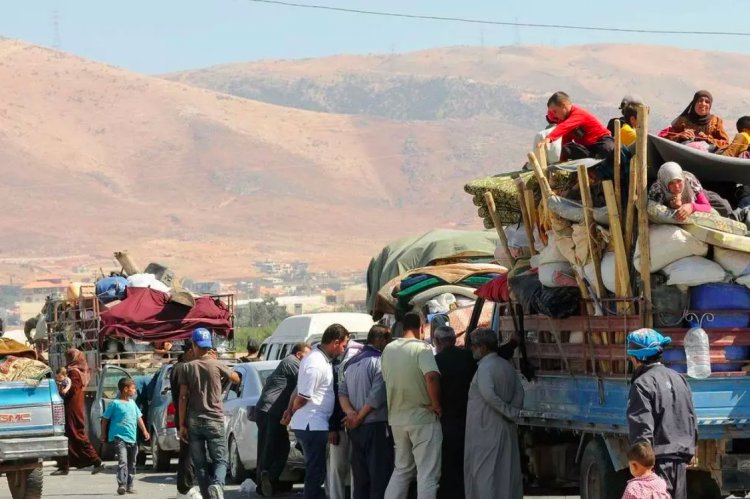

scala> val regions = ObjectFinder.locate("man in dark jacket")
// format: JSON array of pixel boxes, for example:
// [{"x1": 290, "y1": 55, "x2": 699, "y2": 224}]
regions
[
  {"x1": 256, "y1": 342, "x2": 311, "y2": 496},
  {"x1": 626, "y1": 328, "x2": 697, "y2": 499},
  {"x1": 171, "y1": 341, "x2": 199, "y2": 499},
  {"x1": 433, "y1": 325, "x2": 477, "y2": 499}
]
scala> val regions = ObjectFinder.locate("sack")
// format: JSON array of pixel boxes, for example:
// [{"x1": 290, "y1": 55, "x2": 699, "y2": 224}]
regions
[
  {"x1": 662, "y1": 256, "x2": 726, "y2": 287},
  {"x1": 537, "y1": 232, "x2": 568, "y2": 265},
  {"x1": 714, "y1": 247, "x2": 750, "y2": 277},
  {"x1": 539, "y1": 262, "x2": 577, "y2": 288},
  {"x1": 584, "y1": 253, "x2": 617, "y2": 294},
  {"x1": 634, "y1": 225, "x2": 708, "y2": 272},
  {"x1": 126, "y1": 273, "x2": 171, "y2": 294}
]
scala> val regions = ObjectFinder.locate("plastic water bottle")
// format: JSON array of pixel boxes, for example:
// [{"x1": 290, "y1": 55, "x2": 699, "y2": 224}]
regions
[{"x1": 684, "y1": 326, "x2": 711, "y2": 379}]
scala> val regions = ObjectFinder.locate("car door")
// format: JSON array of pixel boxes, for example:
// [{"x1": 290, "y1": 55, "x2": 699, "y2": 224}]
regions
[
  {"x1": 223, "y1": 365, "x2": 247, "y2": 433},
  {"x1": 236, "y1": 367, "x2": 265, "y2": 469},
  {"x1": 90, "y1": 364, "x2": 132, "y2": 444}
]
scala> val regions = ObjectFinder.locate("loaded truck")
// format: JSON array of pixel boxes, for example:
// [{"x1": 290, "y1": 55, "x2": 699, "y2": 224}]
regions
[{"x1": 0, "y1": 360, "x2": 67, "y2": 498}]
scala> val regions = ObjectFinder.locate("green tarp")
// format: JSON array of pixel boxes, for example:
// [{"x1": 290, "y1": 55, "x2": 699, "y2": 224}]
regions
[{"x1": 365, "y1": 229, "x2": 499, "y2": 314}]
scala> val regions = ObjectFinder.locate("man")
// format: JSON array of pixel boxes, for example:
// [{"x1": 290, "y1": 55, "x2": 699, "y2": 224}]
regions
[
  {"x1": 239, "y1": 338, "x2": 262, "y2": 362},
  {"x1": 178, "y1": 328, "x2": 240, "y2": 499},
  {"x1": 171, "y1": 341, "x2": 201, "y2": 499},
  {"x1": 339, "y1": 325, "x2": 393, "y2": 499},
  {"x1": 464, "y1": 328, "x2": 524, "y2": 499},
  {"x1": 256, "y1": 342, "x2": 311, "y2": 497},
  {"x1": 327, "y1": 339, "x2": 363, "y2": 499},
  {"x1": 626, "y1": 328, "x2": 697, "y2": 499},
  {"x1": 381, "y1": 312, "x2": 442, "y2": 499},
  {"x1": 433, "y1": 326, "x2": 476, "y2": 499},
  {"x1": 284, "y1": 324, "x2": 350, "y2": 499},
  {"x1": 543, "y1": 91, "x2": 613, "y2": 161}
]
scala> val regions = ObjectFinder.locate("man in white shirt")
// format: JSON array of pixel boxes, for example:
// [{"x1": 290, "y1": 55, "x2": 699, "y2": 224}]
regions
[{"x1": 285, "y1": 324, "x2": 350, "y2": 499}]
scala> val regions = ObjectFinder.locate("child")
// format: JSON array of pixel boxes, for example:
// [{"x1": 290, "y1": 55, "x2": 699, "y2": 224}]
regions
[
  {"x1": 622, "y1": 442, "x2": 670, "y2": 499},
  {"x1": 101, "y1": 378, "x2": 150, "y2": 495},
  {"x1": 721, "y1": 115, "x2": 750, "y2": 158},
  {"x1": 55, "y1": 367, "x2": 71, "y2": 396}
]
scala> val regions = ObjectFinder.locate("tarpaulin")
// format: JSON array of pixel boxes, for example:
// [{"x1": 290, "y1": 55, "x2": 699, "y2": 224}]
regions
[
  {"x1": 647, "y1": 134, "x2": 750, "y2": 183},
  {"x1": 100, "y1": 287, "x2": 232, "y2": 342}
]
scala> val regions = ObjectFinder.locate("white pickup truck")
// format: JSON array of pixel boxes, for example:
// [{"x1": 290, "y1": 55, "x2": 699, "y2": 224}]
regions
[{"x1": 0, "y1": 378, "x2": 68, "y2": 499}]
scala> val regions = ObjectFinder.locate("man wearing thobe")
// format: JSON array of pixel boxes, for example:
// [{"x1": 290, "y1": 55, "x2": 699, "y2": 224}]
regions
[{"x1": 464, "y1": 328, "x2": 524, "y2": 499}]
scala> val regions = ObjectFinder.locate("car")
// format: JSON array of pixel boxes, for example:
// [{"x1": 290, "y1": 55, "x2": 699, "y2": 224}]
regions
[
  {"x1": 140, "y1": 363, "x2": 180, "y2": 471},
  {"x1": 223, "y1": 361, "x2": 304, "y2": 484}
]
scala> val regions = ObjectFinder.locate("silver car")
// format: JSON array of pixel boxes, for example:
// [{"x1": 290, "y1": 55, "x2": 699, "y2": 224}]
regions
[
  {"x1": 142, "y1": 363, "x2": 181, "y2": 471},
  {"x1": 224, "y1": 361, "x2": 304, "y2": 484}
]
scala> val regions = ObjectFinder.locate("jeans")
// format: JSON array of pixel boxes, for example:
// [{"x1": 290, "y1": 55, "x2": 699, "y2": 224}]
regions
[
  {"x1": 188, "y1": 417, "x2": 228, "y2": 498},
  {"x1": 176, "y1": 437, "x2": 194, "y2": 494},
  {"x1": 350, "y1": 422, "x2": 395, "y2": 499},
  {"x1": 294, "y1": 427, "x2": 329, "y2": 499},
  {"x1": 114, "y1": 438, "x2": 138, "y2": 490},
  {"x1": 655, "y1": 458, "x2": 688, "y2": 499},
  {"x1": 384, "y1": 422, "x2": 442, "y2": 499}
]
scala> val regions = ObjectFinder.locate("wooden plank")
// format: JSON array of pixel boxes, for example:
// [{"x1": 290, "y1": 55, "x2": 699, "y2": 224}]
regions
[
  {"x1": 635, "y1": 104, "x2": 653, "y2": 328},
  {"x1": 525, "y1": 190, "x2": 545, "y2": 245},
  {"x1": 527, "y1": 152, "x2": 554, "y2": 199},
  {"x1": 577, "y1": 164, "x2": 605, "y2": 299},
  {"x1": 624, "y1": 152, "x2": 638, "y2": 257},
  {"x1": 613, "y1": 119, "x2": 622, "y2": 210},
  {"x1": 483, "y1": 191, "x2": 515, "y2": 267},
  {"x1": 514, "y1": 178, "x2": 538, "y2": 256}
]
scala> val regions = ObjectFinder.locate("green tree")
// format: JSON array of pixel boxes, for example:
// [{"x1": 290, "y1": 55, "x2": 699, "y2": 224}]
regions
[{"x1": 235, "y1": 298, "x2": 289, "y2": 328}]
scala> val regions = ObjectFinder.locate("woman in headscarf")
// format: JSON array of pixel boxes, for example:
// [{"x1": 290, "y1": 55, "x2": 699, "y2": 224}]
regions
[
  {"x1": 53, "y1": 348, "x2": 104, "y2": 475},
  {"x1": 648, "y1": 162, "x2": 713, "y2": 222},
  {"x1": 665, "y1": 90, "x2": 730, "y2": 150}
]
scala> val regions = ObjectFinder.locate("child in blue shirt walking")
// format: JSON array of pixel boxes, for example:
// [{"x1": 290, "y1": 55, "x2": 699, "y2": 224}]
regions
[{"x1": 102, "y1": 377, "x2": 150, "y2": 495}]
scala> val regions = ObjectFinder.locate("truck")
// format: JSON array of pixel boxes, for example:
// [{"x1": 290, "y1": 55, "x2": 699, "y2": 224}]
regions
[
  {"x1": 0, "y1": 350, "x2": 68, "y2": 499},
  {"x1": 467, "y1": 295, "x2": 750, "y2": 499}
]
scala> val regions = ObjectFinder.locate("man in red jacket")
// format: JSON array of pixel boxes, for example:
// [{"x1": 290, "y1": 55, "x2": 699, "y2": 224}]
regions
[{"x1": 543, "y1": 91, "x2": 613, "y2": 162}]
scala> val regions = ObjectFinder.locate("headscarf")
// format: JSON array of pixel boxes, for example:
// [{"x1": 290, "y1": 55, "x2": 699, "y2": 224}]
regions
[
  {"x1": 656, "y1": 161, "x2": 695, "y2": 205},
  {"x1": 626, "y1": 328, "x2": 672, "y2": 361},
  {"x1": 677, "y1": 90, "x2": 713, "y2": 127},
  {"x1": 65, "y1": 348, "x2": 91, "y2": 387}
]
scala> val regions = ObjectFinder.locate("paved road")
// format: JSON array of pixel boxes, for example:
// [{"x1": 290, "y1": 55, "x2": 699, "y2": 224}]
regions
[{"x1": 37, "y1": 461, "x2": 579, "y2": 499}]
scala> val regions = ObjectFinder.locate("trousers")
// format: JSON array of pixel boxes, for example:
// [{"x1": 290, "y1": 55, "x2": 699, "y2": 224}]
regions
[
  {"x1": 114, "y1": 438, "x2": 137, "y2": 490},
  {"x1": 384, "y1": 422, "x2": 442, "y2": 499},
  {"x1": 188, "y1": 417, "x2": 228, "y2": 498},
  {"x1": 349, "y1": 422, "x2": 394, "y2": 499}
]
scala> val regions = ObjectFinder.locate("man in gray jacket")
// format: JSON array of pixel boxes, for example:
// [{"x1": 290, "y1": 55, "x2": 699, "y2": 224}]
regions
[
  {"x1": 626, "y1": 328, "x2": 697, "y2": 499},
  {"x1": 339, "y1": 325, "x2": 393, "y2": 499}
]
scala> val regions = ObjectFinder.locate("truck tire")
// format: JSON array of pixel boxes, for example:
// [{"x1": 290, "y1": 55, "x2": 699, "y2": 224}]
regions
[
  {"x1": 151, "y1": 431, "x2": 172, "y2": 472},
  {"x1": 580, "y1": 439, "x2": 621, "y2": 499},
  {"x1": 7, "y1": 467, "x2": 43, "y2": 499}
]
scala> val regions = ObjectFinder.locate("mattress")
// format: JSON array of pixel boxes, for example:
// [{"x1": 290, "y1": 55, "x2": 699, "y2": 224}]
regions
[{"x1": 685, "y1": 224, "x2": 750, "y2": 252}]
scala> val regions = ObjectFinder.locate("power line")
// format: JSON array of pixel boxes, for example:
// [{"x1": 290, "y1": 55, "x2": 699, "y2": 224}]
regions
[{"x1": 247, "y1": 0, "x2": 750, "y2": 38}]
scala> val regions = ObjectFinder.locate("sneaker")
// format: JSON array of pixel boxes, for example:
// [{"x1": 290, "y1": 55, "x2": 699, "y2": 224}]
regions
[
  {"x1": 207, "y1": 484, "x2": 224, "y2": 499},
  {"x1": 91, "y1": 463, "x2": 105, "y2": 475},
  {"x1": 181, "y1": 488, "x2": 202, "y2": 499},
  {"x1": 126, "y1": 488, "x2": 136, "y2": 494},
  {"x1": 50, "y1": 469, "x2": 69, "y2": 476},
  {"x1": 117, "y1": 486, "x2": 126, "y2": 495},
  {"x1": 260, "y1": 470, "x2": 273, "y2": 497}
]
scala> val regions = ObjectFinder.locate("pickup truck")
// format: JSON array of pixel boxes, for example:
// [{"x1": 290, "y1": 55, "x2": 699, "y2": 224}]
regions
[
  {"x1": 469, "y1": 297, "x2": 750, "y2": 499},
  {"x1": 0, "y1": 378, "x2": 68, "y2": 499}
]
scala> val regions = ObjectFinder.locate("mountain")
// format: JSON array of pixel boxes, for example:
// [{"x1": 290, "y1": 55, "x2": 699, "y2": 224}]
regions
[{"x1": 0, "y1": 39, "x2": 526, "y2": 281}]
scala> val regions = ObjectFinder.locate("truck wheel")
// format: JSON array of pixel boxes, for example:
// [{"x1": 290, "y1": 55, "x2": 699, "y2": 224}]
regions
[
  {"x1": 151, "y1": 432, "x2": 171, "y2": 472},
  {"x1": 580, "y1": 439, "x2": 620, "y2": 499},
  {"x1": 7, "y1": 467, "x2": 43, "y2": 499}
]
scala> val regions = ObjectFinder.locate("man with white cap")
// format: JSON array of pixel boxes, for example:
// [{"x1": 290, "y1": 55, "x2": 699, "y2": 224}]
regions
[{"x1": 626, "y1": 328, "x2": 697, "y2": 499}]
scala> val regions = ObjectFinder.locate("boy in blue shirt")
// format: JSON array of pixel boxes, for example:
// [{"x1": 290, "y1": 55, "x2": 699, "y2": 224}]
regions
[{"x1": 102, "y1": 377, "x2": 150, "y2": 495}]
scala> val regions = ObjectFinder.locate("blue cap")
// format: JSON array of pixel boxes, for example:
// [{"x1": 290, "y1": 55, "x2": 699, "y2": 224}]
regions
[
  {"x1": 191, "y1": 328, "x2": 212, "y2": 348},
  {"x1": 626, "y1": 328, "x2": 672, "y2": 360}
]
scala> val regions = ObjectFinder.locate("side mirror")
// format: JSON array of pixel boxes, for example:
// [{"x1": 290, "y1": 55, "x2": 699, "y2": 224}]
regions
[{"x1": 161, "y1": 386, "x2": 171, "y2": 395}]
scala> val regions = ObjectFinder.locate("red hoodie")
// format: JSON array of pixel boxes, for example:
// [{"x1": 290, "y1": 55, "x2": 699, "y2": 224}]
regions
[{"x1": 547, "y1": 105, "x2": 611, "y2": 147}]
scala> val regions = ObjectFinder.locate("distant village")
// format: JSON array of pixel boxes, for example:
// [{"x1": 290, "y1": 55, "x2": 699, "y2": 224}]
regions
[{"x1": 0, "y1": 258, "x2": 366, "y2": 328}]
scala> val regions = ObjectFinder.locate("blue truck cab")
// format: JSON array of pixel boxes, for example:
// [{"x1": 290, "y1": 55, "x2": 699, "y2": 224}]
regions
[
  {"x1": 470, "y1": 298, "x2": 750, "y2": 499},
  {"x1": 0, "y1": 377, "x2": 68, "y2": 499}
]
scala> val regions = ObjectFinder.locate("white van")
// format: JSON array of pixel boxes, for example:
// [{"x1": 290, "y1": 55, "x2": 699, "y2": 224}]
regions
[{"x1": 260, "y1": 313, "x2": 374, "y2": 361}]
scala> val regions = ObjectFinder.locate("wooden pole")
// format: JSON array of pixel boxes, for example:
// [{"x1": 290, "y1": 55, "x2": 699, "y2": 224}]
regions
[
  {"x1": 613, "y1": 119, "x2": 622, "y2": 211},
  {"x1": 603, "y1": 181, "x2": 633, "y2": 303},
  {"x1": 536, "y1": 143, "x2": 548, "y2": 174},
  {"x1": 624, "y1": 154, "x2": 638, "y2": 257},
  {"x1": 525, "y1": 190, "x2": 545, "y2": 246},
  {"x1": 577, "y1": 164, "x2": 605, "y2": 299},
  {"x1": 527, "y1": 152, "x2": 554, "y2": 199},
  {"x1": 113, "y1": 251, "x2": 140, "y2": 276},
  {"x1": 635, "y1": 104, "x2": 653, "y2": 328},
  {"x1": 483, "y1": 191, "x2": 516, "y2": 267},
  {"x1": 514, "y1": 178, "x2": 538, "y2": 256}
]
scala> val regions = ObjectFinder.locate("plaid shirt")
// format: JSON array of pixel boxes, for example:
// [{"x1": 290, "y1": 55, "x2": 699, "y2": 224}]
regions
[{"x1": 621, "y1": 473, "x2": 670, "y2": 499}]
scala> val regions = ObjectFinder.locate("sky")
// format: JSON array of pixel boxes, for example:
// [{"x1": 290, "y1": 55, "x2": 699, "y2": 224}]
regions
[{"x1": 0, "y1": 0, "x2": 748, "y2": 74}]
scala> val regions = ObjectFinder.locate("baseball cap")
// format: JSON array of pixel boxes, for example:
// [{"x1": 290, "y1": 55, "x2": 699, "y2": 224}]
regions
[{"x1": 191, "y1": 328, "x2": 212, "y2": 348}]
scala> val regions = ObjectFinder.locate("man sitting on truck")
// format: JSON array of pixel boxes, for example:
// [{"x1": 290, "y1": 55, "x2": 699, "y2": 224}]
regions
[
  {"x1": 543, "y1": 91, "x2": 613, "y2": 161},
  {"x1": 626, "y1": 328, "x2": 697, "y2": 499}
]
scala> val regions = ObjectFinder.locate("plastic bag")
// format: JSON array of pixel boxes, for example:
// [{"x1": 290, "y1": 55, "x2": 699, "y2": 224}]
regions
[{"x1": 424, "y1": 293, "x2": 456, "y2": 314}]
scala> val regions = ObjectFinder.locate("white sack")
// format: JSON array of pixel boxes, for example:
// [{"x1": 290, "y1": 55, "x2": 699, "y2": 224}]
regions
[
  {"x1": 634, "y1": 225, "x2": 708, "y2": 273},
  {"x1": 539, "y1": 262, "x2": 577, "y2": 288},
  {"x1": 583, "y1": 252, "x2": 617, "y2": 294},
  {"x1": 713, "y1": 247, "x2": 750, "y2": 278},
  {"x1": 662, "y1": 256, "x2": 726, "y2": 287},
  {"x1": 127, "y1": 273, "x2": 171, "y2": 294}
]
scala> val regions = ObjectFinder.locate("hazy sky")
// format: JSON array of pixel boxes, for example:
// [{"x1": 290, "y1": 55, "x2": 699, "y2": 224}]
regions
[{"x1": 1, "y1": 0, "x2": 748, "y2": 73}]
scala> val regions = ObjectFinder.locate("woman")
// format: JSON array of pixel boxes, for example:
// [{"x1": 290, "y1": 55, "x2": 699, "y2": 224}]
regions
[
  {"x1": 648, "y1": 162, "x2": 713, "y2": 222},
  {"x1": 665, "y1": 90, "x2": 730, "y2": 150},
  {"x1": 53, "y1": 348, "x2": 104, "y2": 475}
]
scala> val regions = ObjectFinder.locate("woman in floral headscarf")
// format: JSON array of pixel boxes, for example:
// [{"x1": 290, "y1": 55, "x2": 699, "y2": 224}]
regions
[
  {"x1": 648, "y1": 162, "x2": 713, "y2": 222},
  {"x1": 665, "y1": 90, "x2": 730, "y2": 150},
  {"x1": 53, "y1": 348, "x2": 104, "y2": 475}
]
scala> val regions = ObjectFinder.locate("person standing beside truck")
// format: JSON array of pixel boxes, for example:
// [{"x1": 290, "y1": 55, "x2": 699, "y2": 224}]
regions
[
  {"x1": 178, "y1": 328, "x2": 240, "y2": 499},
  {"x1": 53, "y1": 348, "x2": 105, "y2": 476},
  {"x1": 101, "y1": 377, "x2": 150, "y2": 495},
  {"x1": 171, "y1": 340, "x2": 201, "y2": 499},
  {"x1": 626, "y1": 328, "x2": 697, "y2": 499}
]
